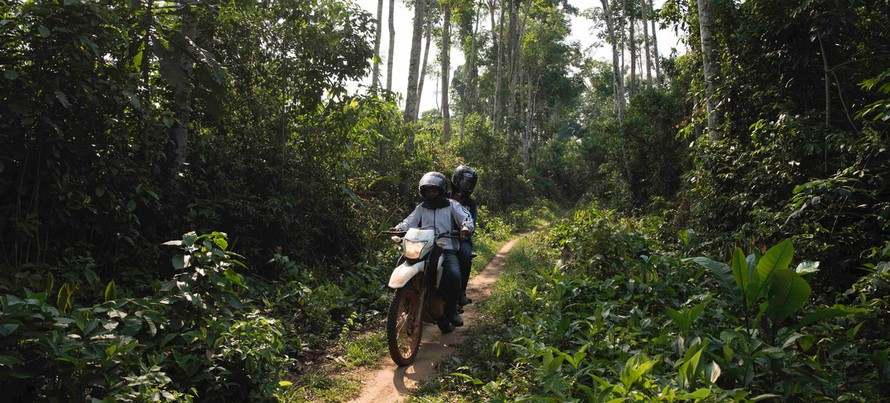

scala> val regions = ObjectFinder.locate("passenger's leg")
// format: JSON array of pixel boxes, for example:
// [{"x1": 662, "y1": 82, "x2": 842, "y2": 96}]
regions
[
  {"x1": 457, "y1": 240, "x2": 473, "y2": 304},
  {"x1": 442, "y1": 250, "x2": 463, "y2": 326}
]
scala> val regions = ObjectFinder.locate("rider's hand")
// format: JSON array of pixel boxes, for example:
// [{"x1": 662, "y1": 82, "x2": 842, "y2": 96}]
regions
[{"x1": 460, "y1": 227, "x2": 471, "y2": 240}]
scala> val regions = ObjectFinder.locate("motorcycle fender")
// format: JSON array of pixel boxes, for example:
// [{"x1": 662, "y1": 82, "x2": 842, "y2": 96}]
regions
[
  {"x1": 436, "y1": 254, "x2": 444, "y2": 287},
  {"x1": 388, "y1": 260, "x2": 425, "y2": 289}
]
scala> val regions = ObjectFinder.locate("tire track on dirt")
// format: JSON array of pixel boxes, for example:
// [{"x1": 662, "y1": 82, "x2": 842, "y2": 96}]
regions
[{"x1": 347, "y1": 237, "x2": 521, "y2": 403}]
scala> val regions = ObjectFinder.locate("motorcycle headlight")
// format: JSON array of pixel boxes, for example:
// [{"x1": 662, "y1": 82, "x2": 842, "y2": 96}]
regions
[{"x1": 404, "y1": 240, "x2": 426, "y2": 259}]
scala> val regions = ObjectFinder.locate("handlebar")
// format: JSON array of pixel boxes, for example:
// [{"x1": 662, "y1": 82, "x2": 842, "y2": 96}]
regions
[
  {"x1": 380, "y1": 229, "x2": 463, "y2": 239},
  {"x1": 437, "y1": 230, "x2": 462, "y2": 239},
  {"x1": 381, "y1": 230, "x2": 407, "y2": 237}
]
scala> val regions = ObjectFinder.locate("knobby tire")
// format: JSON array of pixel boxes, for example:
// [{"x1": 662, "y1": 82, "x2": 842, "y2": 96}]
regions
[{"x1": 387, "y1": 286, "x2": 423, "y2": 366}]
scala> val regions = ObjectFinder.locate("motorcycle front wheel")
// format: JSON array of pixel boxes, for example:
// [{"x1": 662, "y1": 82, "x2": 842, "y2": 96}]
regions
[{"x1": 387, "y1": 286, "x2": 423, "y2": 366}]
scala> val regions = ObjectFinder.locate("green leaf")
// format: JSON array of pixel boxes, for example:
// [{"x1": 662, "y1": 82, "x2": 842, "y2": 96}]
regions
[
  {"x1": 797, "y1": 304, "x2": 867, "y2": 328},
  {"x1": 620, "y1": 353, "x2": 655, "y2": 389},
  {"x1": 278, "y1": 381, "x2": 293, "y2": 388},
  {"x1": 691, "y1": 257, "x2": 741, "y2": 305},
  {"x1": 680, "y1": 388, "x2": 711, "y2": 399},
  {"x1": 57, "y1": 283, "x2": 72, "y2": 314},
  {"x1": 0, "y1": 354, "x2": 23, "y2": 368},
  {"x1": 766, "y1": 270, "x2": 811, "y2": 325},
  {"x1": 38, "y1": 25, "x2": 50, "y2": 37},
  {"x1": 846, "y1": 322, "x2": 864, "y2": 339},
  {"x1": 797, "y1": 334, "x2": 815, "y2": 352},
  {"x1": 213, "y1": 236, "x2": 228, "y2": 251},
  {"x1": 104, "y1": 280, "x2": 116, "y2": 302},
  {"x1": 3, "y1": 70, "x2": 17, "y2": 80},
  {"x1": 666, "y1": 306, "x2": 689, "y2": 332},
  {"x1": 55, "y1": 90, "x2": 71, "y2": 108},
  {"x1": 172, "y1": 255, "x2": 190, "y2": 270},
  {"x1": 747, "y1": 240, "x2": 793, "y2": 307},
  {"x1": 0, "y1": 324, "x2": 20, "y2": 337},
  {"x1": 731, "y1": 247, "x2": 749, "y2": 297},
  {"x1": 123, "y1": 91, "x2": 141, "y2": 111},
  {"x1": 452, "y1": 372, "x2": 484, "y2": 385},
  {"x1": 79, "y1": 36, "x2": 99, "y2": 57}
]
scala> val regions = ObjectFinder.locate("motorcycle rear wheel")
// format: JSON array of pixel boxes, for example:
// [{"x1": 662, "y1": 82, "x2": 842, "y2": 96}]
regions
[{"x1": 387, "y1": 286, "x2": 423, "y2": 366}]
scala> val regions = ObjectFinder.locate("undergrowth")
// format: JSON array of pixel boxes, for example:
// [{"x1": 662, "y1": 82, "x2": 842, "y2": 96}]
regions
[{"x1": 415, "y1": 203, "x2": 889, "y2": 401}]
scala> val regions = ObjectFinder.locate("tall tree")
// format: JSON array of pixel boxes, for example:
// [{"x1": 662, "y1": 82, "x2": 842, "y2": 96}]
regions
[
  {"x1": 459, "y1": 0, "x2": 481, "y2": 141},
  {"x1": 404, "y1": 0, "x2": 426, "y2": 122},
  {"x1": 599, "y1": 0, "x2": 625, "y2": 123},
  {"x1": 415, "y1": 16, "x2": 433, "y2": 119},
  {"x1": 442, "y1": 1, "x2": 453, "y2": 142},
  {"x1": 493, "y1": 0, "x2": 505, "y2": 134},
  {"x1": 629, "y1": 4, "x2": 636, "y2": 98},
  {"x1": 642, "y1": 0, "x2": 651, "y2": 84},
  {"x1": 697, "y1": 0, "x2": 718, "y2": 139},
  {"x1": 649, "y1": 0, "x2": 659, "y2": 83},
  {"x1": 373, "y1": 0, "x2": 384, "y2": 91},
  {"x1": 387, "y1": 0, "x2": 396, "y2": 90},
  {"x1": 599, "y1": 0, "x2": 631, "y2": 184},
  {"x1": 166, "y1": 6, "x2": 196, "y2": 189}
]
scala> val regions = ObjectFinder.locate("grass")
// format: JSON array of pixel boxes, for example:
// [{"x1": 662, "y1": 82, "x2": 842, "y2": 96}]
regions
[
  {"x1": 411, "y1": 233, "x2": 553, "y2": 401},
  {"x1": 342, "y1": 329, "x2": 386, "y2": 369},
  {"x1": 280, "y1": 327, "x2": 387, "y2": 402},
  {"x1": 280, "y1": 369, "x2": 363, "y2": 403}
]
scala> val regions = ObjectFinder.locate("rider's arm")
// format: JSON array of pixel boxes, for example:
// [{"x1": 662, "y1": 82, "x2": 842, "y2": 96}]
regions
[
  {"x1": 394, "y1": 204, "x2": 423, "y2": 231},
  {"x1": 451, "y1": 201, "x2": 474, "y2": 233}
]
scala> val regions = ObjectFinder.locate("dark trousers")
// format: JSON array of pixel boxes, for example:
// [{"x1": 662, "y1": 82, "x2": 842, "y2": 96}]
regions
[
  {"x1": 456, "y1": 240, "x2": 472, "y2": 295},
  {"x1": 441, "y1": 250, "x2": 461, "y2": 315}
]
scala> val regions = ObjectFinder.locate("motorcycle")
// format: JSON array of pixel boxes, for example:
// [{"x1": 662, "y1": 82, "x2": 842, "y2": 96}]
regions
[{"x1": 383, "y1": 227, "x2": 462, "y2": 366}]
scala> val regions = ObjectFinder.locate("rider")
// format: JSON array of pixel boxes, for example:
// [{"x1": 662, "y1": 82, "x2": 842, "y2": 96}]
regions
[
  {"x1": 393, "y1": 172, "x2": 474, "y2": 327},
  {"x1": 450, "y1": 166, "x2": 478, "y2": 306}
]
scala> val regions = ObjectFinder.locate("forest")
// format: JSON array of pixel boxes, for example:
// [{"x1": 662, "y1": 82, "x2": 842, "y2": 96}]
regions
[{"x1": 0, "y1": 0, "x2": 888, "y2": 401}]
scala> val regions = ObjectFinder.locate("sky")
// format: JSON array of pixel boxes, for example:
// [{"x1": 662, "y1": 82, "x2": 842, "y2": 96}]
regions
[{"x1": 350, "y1": 0, "x2": 684, "y2": 113}]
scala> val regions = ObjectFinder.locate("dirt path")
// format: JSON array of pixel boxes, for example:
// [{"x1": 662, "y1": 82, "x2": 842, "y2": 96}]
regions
[{"x1": 347, "y1": 237, "x2": 521, "y2": 403}]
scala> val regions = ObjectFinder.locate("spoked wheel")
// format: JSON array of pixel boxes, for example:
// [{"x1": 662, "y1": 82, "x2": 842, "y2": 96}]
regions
[{"x1": 387, "y1": 286, "x2": 424, "y2": 366}]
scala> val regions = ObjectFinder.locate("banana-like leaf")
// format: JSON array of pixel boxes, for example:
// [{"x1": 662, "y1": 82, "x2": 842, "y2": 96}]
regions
[
  {"x1": 766, "y1": 270, "x2": 811, "y2": 325},
  {"x1": 691, "y1": 257, "x2": 742, "y2": 306},
  {"x1": 747, "y1": 239, "x2": 793, "y2": 307},
  {"x1": 796, "y1": 304, "x2": 867, "y2": 328}
]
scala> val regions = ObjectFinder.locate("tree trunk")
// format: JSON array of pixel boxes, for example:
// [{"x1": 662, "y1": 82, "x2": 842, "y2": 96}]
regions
[
  {"x1": 642, "y1": 0, "x2": 652, "y2": 84},
  {"x1": 509, "y1": 1, "x2": 529, "y2": 127},
  {"x1": 620, "y1": 0, "x2": 626, "y2": 90},
  {"x1": 493, "y1": 0, "x2": 505, "y2": 134},
  {"x1": 386, "y1": 0, "x2": 395, "y2": 91},
  {"x1": 506, "y1": 0, "x2": 518, "y2": 120},
  {"x1": 168, "y1": 8, "x2": 196, "y2": 187},
  {"x1": 601, "y1": 0, "x2": 625, "y2": 124},
  {"x1": 650, "y1": 0, "x2": 659, "y2": 83},
  {"x1": 522, "y1": 75, "x2": 535, "y2": 174},
  {"x1": 629, "y1": 8, "x2": 636, "y2": 99},
  {"x1": 697, "y1": 0, "x2": 718, "y2": 139},
  {"x1": 372, "y1": 0, "x2": 384, "y2": 92},
  {"x1": 817, "y1": 30, "x2": 830, "y2": 126},
  {"x1": 442, "y1": 3, "x2": 452, "y2": 142},
  {"x1": 404, "y1": 0, "x2": 426, "y2": 123},
  {"x1": 416, "y1": 18, "x2": 432, "y2": 119},
  {"x1": 602, "y1": 0, "x2": 632, "y2": 184},
  {"x1": 460, "y1": 3, "x2": 480, "y2": 142}
]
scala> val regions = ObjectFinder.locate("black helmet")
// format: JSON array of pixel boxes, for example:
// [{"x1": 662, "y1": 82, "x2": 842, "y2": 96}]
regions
[
  {"x1": 418, "y1": 172, "x2": 448, "y2": 202},
  {"x1": 451, "y1": 165, "x2": 478, "y2": 195}
]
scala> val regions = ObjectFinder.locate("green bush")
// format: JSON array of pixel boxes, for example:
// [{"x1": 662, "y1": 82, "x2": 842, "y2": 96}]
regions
[
  {"x1": 427, "y1": 204, "x2": 886, "y2": 401},
  {"x1": 0, "y1": 232, "x2": 290, "y2": 401}
]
